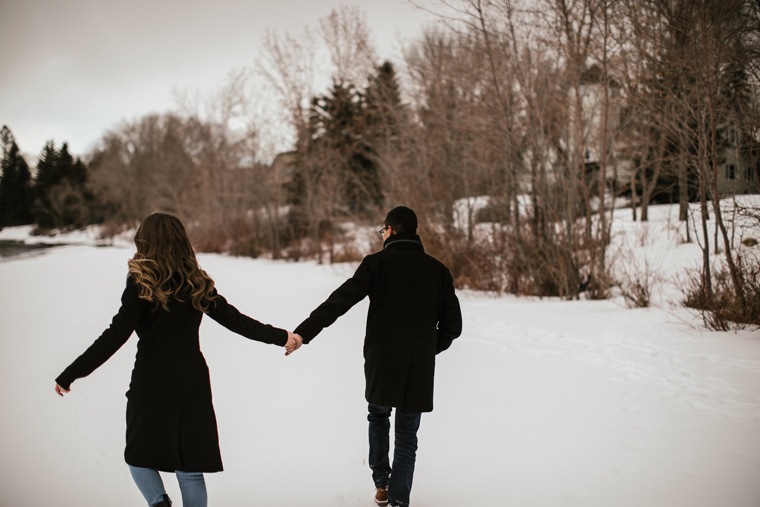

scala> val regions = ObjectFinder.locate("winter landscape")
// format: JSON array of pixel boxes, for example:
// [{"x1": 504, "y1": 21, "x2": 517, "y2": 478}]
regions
[
  {"x1": 1, "y1": 199, "x2": 758, "y2": 507},
  {"x1": 3, "y1": 0, "x2": 760, "y2": 504}
]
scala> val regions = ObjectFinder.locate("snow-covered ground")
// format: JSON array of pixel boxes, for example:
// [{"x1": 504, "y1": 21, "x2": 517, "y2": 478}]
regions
[{"x1": 1, "y1": 201, "x2": 759, "y2": 506}]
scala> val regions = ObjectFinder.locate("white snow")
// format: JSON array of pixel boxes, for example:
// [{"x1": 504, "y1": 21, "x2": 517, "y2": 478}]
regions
[
  {"x1": 1, "y1": 201, "x2": 759, "y2": 506},
  {"x1": 0, "y1": 224, "x2": 135, "y2": 246}
]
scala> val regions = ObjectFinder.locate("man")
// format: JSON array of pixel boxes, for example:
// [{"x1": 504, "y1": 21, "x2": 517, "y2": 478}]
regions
[{"x1": 289, "y1": 206, "x2": 462, "y2": 507}]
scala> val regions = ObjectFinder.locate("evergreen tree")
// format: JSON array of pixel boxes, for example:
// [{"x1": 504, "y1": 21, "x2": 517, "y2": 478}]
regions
[
  {"x1": 32, "y1": 141, "x2": 93, "y2": 229},
  {"x1": 32, "y1": 141, "x2": 60, "y2": 228},
  {"x1": 57, "y1": 143, "x2": 76, "y2": 182},
  {"x1": 365, "y1": 61, "x2": 405, "y2": 144},
  {"x1": 0, "y1": 126, "x2": 33, "y2": 227},
  {"x1": 303, "y1": 80, "x2": 381, "y2": 211},
  {"x1": 289, "y1": 62, "x2": 404, "y2": 234}
]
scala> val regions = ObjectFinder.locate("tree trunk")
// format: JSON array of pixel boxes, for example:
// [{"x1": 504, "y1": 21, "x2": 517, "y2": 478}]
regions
[
  {"x1": 631, "y1": 169, "x2": 638, "y2": 221},
  {"x1": 698, "y1": 149, "x2": 712, "y2": 297},
  {"x1": 678, "y1": 158, "x2": 689, "y2": 222},
  {"x1": 699, "y1": 11, "x2": 746, "y2": 306}
]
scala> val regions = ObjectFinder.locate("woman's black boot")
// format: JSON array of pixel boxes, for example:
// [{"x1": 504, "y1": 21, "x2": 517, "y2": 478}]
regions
[{"x1": 152, "y1": 494, "x2": 172, "y2": 507}]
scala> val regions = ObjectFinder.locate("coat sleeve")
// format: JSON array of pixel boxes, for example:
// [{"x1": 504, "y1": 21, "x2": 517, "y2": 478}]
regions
[
  {"x1": 55, "y1": 278, "x2": 143, "y2": 390},
  {"x1": 206, "y1": 291, "x2": 288, "y2": 347},
  {"x1": 294, "y1": 257, "x2": 374, "y2": 344},
  {"x1": 436, "y1": 269, "x2": 462, "y2": 354}
]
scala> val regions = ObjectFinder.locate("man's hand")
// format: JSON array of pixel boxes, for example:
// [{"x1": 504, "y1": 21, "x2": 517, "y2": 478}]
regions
[
  {"x1": 54, "y1": 383, "x2": 70, "y2": 397},
  {"x1": 285, "y1": 331, "x2": 303, "y2": 356}
]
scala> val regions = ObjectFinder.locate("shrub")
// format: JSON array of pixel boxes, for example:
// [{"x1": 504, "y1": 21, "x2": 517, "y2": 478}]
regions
[
  {"x1": 614, "y1": 231, "x2": 664, "y2": 308},
  {"x1": 683, "y1": 252, "x2": 760, "y2": 330},
  {"x1": 422, "y1": 221, "x2": 611, "y2": 298},
  {"x1": 423, "y1": 226, "x2": 506, "y2": 292}
]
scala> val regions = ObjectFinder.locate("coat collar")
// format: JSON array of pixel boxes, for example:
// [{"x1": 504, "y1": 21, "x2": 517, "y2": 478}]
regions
[{"x1": 383, "y1": 233, "x2": 425, "y2": 253}]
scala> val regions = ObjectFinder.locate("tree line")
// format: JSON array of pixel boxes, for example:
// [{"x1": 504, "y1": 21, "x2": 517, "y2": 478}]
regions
[
  {"x1": 0, "y1": 126, "x2": 96, "y2": 230},
  {"x1": 1, "y1": 0, "x2": 758, "y2": 328},
  {"x1": 257, "y1": 1, "x2": 758, "y2": 327}
]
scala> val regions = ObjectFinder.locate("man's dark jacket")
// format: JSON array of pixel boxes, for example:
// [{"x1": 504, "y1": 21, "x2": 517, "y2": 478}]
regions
[{"x1": 294, "y1": 233, "x2": 462, "y2": 413}]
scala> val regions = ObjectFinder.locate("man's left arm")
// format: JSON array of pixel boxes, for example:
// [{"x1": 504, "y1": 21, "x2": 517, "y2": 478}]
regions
[
  {"x1": 436, "y1": 270, "x2": 462, "y2": 354},
  {"x1": 294, "y1": 258, "x2": 374, "y2": 344}
]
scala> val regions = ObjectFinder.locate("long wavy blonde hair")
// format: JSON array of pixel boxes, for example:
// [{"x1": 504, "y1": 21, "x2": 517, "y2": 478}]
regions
[{"x1": 128, "y1": 212, "x2": 217, "y2": 312}]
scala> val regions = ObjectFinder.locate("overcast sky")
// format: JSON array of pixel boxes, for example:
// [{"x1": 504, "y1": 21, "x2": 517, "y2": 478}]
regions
[{"x1": 0, "y1": 0, "x2": 438, "y2": 160}]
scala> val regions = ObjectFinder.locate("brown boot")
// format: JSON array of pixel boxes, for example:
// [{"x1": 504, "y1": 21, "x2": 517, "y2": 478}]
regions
[{"x1": 374, "y1": 486, "x2": 388, "y2": 506}]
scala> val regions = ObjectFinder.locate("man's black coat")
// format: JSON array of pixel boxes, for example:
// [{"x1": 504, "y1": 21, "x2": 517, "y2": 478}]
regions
[{"x1": 295, "y1": 233, "x2": 462, "y2": 413}]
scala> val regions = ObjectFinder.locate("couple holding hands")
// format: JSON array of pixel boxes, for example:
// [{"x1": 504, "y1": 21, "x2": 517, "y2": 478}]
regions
[{"x1": 55, "y1": 207, "x2": 462, "y2": 507}]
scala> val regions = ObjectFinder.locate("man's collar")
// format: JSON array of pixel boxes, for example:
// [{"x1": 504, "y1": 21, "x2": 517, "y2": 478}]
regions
[{"x1": 383, "y1": 233, "x2": 424, "y2": 252}]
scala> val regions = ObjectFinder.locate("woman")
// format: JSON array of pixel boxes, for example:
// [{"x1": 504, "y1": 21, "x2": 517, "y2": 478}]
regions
[{"x1": 54, "y1": 212, "x2": 299, "y2": 507}]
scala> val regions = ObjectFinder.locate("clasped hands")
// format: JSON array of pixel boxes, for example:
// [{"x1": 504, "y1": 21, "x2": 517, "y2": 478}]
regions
[{"x1": 284, "y1": 331, "x2": 303, "y2": 356}]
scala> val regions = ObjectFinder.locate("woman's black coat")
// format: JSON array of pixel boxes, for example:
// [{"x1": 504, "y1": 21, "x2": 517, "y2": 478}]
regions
[
  {"x1": 294, "y1": 233, "x2": 462, "y2": 413},
  {"x1": 55, "y1": 277, "x2": 287, "y2": 473}
]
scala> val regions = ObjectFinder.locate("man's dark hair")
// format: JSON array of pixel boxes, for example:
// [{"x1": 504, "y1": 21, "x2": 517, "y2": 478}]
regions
[{"x1": 384, "y1": 206, "x2": 417, "y2": 234}]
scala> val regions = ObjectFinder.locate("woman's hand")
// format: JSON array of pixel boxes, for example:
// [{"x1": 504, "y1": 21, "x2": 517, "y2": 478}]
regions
[
  {"x1": 284, "y1": 331, "x2": 303, "y2": 356},
  {"x1": 54, "y1": 383, "x2": 70, "y2": 397}
]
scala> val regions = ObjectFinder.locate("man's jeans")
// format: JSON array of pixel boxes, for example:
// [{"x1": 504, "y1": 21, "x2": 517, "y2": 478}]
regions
[
  {"x1": 368, "y1": 403, "x2": 422, "y2": 507},
  {"x1": 128, "y1": 465, "x2": 207, "y2": 507}
]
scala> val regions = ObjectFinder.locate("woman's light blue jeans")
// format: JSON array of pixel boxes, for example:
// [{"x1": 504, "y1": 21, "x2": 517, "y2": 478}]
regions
[{"x1": 128, "y1": 465, "x2": 207, "y2": 507}]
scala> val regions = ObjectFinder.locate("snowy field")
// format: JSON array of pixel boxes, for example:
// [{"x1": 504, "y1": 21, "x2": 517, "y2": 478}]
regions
[{"x1": 1, "y1": 202, "x2": 759, "y2": 507}]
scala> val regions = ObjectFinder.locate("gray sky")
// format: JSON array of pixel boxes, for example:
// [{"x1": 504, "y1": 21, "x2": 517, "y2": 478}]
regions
[{"x1": 0, "y1": 0, "x2": 437, "y2": 159}]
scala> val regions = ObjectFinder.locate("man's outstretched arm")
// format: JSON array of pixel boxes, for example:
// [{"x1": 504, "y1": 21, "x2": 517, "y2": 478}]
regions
[{"x1": 294, "y1": 258, "x2": 374, "y2": 344}]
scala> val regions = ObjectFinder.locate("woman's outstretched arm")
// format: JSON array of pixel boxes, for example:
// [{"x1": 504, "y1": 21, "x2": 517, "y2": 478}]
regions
[
  {"x1": 54, "y1": 278, "x2": 143, "y2": 393},
  {"x1": 206, "y1": 291, "x2": 289, "y2": 348}
]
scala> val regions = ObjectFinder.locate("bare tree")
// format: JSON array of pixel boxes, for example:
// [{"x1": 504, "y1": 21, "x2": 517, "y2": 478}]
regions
[
  {"x1": 620, "y1": 0, "x2": 758, "y2": 319},
  {"x1": 258, "y1": 8, "x2": 389, "y2": 263},
  {"x1": 258, "y1": 26, "x2": 319, "y2": 149},
  {"x1": 319, "y1": 6, "x2": 377, "y2": 88},
  {"x1": 89, "y1": 71, "x2": 284, "y2": 256}
]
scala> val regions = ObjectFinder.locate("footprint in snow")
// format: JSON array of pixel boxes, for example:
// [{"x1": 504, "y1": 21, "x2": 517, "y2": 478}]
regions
[
  {"x1": 626, "y1": 441, "x2": 649, "y2": 450},
  {"x1": 612, "y1": 464, "x2": 639, "y2": 474}
]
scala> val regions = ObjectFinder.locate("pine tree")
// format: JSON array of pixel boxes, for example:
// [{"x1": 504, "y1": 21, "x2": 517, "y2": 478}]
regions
[
  {"x1": 310, "y1": 80, "x2": 381, "y2": 210},
  {"x1": 32, "y1": 141, "x2": 93, "y2": 229},
  {"x1": 32, "y1": 141, "x2": 60, "y2": 228},
  {"x1": 365, "y1": 61, "x2": 404, "y2": 144},
  {"x1": 289, "y1": 64, "x2": 404, "y2": 235},
  {"x1": 0, "y1": 126, "x2": 33, "y2": 227},
  {"x1": 57, "y1": 143, "x2": 76, "y2": 181}
]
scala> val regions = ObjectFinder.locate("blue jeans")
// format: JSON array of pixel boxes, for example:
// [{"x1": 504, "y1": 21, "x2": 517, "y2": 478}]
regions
[
  {"x1": 368, "y1": 404, "x2": 422, "y2": 507},
  {"x1": 128, "y1": 465, "x2": 207, "y2": 507}
]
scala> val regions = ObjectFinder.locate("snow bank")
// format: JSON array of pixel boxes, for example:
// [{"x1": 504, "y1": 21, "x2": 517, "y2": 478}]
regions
[{"x1": 1, "y1": 243, "x2": 758, "y2": 506}]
